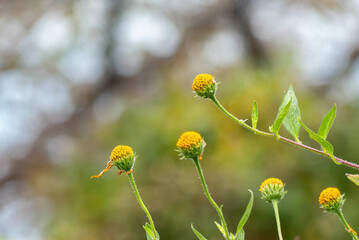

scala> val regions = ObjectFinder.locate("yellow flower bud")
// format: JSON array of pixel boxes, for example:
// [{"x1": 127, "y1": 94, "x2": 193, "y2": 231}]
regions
[
  {"x1": 176, "y1": 131, "x2": 205, "y2": 160},
  {"x1": 91, "y1": 145, "x2": 136, "y2": 179},
  {"x1": 319, "y1": 187, "x2": 344, "y2": 212},
  {"x1": 259, "y1": 178, "x2": 287, "y2": 202},
  {"x1": 192, "y1": 74, "x2": 217, "y2": 98}
]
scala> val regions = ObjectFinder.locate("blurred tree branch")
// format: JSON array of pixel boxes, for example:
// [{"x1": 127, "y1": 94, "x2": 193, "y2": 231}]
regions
[
  {"x1": 0, "y1": 0, "x2": 269, "y2": 187},
  {"x1": 232, "y1": 0, "x2": 268, "y2": 65}
]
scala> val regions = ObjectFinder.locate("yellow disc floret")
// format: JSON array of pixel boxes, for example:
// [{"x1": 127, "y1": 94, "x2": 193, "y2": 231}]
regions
[
  {"x1": 110, "y1": 145, "x2": 134, "y2": 161},
  {"x1": 192, "y1": 74, "x2": 214, "y2": 92},
  {"x1": 260, "y1": 178, "x2": 284, "y2": 192},
  {"x1": 319, "y1": 187, "x2": 341, "y2": 207},
  {"x1": 176, "y1": 131, "x2": 202, "y2": 150}
]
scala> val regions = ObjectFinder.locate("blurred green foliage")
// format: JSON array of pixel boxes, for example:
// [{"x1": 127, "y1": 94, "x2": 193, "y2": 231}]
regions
[{"x1": 41, "y1": 61, "x2": 359, "y2": 240}]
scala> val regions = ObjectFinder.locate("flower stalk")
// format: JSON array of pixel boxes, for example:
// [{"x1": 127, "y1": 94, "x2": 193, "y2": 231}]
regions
[
  {"x1": 272, "y1": 200, "x2": 283, "y2": 240},
  {"x1": 128, "y1": 172, "x2": 158, "y2": 238},
  {"x1": 335, "y1": 209, "x2": 359, "y2": 240},
  {"x1": 193, "y1": 156, "x2": 230, "y2": 240}
]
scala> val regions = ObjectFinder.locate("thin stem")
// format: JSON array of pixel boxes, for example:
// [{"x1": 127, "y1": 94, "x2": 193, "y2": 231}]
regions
[
  {"x1": 272, "y1": 200, "x2": 284, "y2": 240},
  {"x1": 210, "y1": 95, "x2": 359, "y2": 171},
  {"x1": 210, "y1": 96, "x2": 272, "y2": 137},
  {"x1": 193, "y1": 157, "x2": 230, "y2": 240},
  {"x1": 128, "y1": 172, "x2": 157, "y2": 238},
  {"x1": 336, "y1": 209, "x2": 359, "y2": 240}
]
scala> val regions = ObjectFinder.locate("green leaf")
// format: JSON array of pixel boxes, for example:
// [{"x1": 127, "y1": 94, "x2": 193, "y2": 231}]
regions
[
  {"x1": 235, "y1": 190, "x2": 253, "y2": 239},
  {"x1": 299, "y1": 118, "x2": 339, "y2": 165},
  {"x1": 214, "y1": 221, "x2": 226, "y2": 238},
  {"x1": 219, "y1": 205, "x2": 224, "y2": 225},
  {"x1": 251, "y1": 100, "x2": 258, "y2": 129},
  {"x1": 318, "y1": 104, "x2": 336, "y2": 140},
  {"x1": 269, "y1": 98, "x2": 292, "y2": 139},
  {"x1": 143, "y1": 223, "x2": 160, "y2": 240},
  {"x1": 235, "y1": 229, "x2": 245, "y2": 240},
  {"x1": 346, "y1": 174, "x2": 359, "y2": 187},
  {"x1": 144, "y1": 223, "x2": 156, "y2": 240},
  {"x1": 281, "y1": 85, "x2": 301, "y2": 142},
  {"x1": 191, "y1": 224, "x2": 208, "y2": 240}
]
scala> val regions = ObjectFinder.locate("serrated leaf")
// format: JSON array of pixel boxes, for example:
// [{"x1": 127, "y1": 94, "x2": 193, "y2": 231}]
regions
[
  {"x1": 235, "y1": 190, "x2": 253, "y2": 239},
  {"x1": 270, "y1": 98, "x2": 292, "y2": 139},
  {"x1": 235, "y1": 229, "x2": 245, "y2": 240},
  {"x1": 318, "y1": 104, "x2": 336, "y2": 140},
  {"x1": 281, "y1": 85, "x2": 301, "y2": 142},
  {"x1": 214, "y1": 221, "x2": 226, "y2": 238},
  {"x1": 191, "y1": 224, "x2": 208, "y2": 240},
  {"x1": 299, "y1": 118, "x2": 339, "y2": 165},
  {"x1": 346, "y1": 174, "x2": 359, "y2": 187},
  {"x1": 251, "y1": 100, "x2": 258, "y2": 129}
]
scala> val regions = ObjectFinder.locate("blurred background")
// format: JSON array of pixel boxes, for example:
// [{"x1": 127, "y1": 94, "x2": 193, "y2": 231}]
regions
[{"x1": 1, "y1": 0, "x2": 359, "y2": 239}]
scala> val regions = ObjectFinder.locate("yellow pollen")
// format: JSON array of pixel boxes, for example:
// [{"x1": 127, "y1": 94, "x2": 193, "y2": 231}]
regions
[
  {"x1": 319, "y1": 187, "x2": 341, "y2": 206},
  {"x1": 176, "y1": 131, "x2": 202, "y2": 150},
  {"x1": 110, "y1": 145, "x2": 134, "y2": 161},
  {"x1": 192, "y1": 74, "x2": 214, "y2": 91},
  {"x1": 260, "y1": 178, "x2": 284, "y2": 192}
]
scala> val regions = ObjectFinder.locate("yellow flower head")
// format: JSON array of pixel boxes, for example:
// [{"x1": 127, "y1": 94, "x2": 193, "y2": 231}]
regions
[
  {"x1": 318, "y1": 187, "x2": 344, "y2": 212},
  {"x1": 260, "y1": 178, "x2": 284, "y2": 192},
  {"x1": 176, "y1": 131, "x2": 205, "y2": 160},
  {"x1": 110, "y1": 145, "x2": 134, "y2": 161},
  {"x1": 259, "y1": 178, "x2": 286, "y2": 202},
  {"x1": 192, "y1": 74, "x2": 217, "y2": 98},
  {"x1": 91, "y1": 145, "x2": 136, "y2": 179}
]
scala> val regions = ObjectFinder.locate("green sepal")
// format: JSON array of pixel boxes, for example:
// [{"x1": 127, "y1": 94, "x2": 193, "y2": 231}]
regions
[
  {"x1": 235, "y1": 229, "x2": 245, "y2": 240},
  {"x1": 234, "y1": 190, "x2": 253, "y2": 239},
  {"x1": 281, "y1": 85, "x2": 301, "y2": 142},
  {"x1": 318, "y1": 104, "x2": 336, "y2": 140},
  {"x1": 144, "y1": 223, "x2": 158, "y2": 240},
  {"x1": 346, "y1": 174, "x2": 359, "y2": 187},
  {"x1": 260, "y1": 184, "x2": 287, "y2": 203},
  {"x1": 270, "y1": 98, "x2": 292, "y2": 139},
  {"x1": 214, "y1": 221, "x2": 226, "y2": 238},
  {"x1": 321, "y1": 194, "x2": 345, "y2": 213},
  {"x1": 113, "y1": 155, "x2": 136, "y2": 172},
  {"x1": 191, "y1": 224, "x2": 208, "y2": 240},
  {"x1": 299, "y1": 118, "x2": 339, "y2": 165},
  {"x1": 251, "y1": 100, "x2": 258, "y2": 129}
]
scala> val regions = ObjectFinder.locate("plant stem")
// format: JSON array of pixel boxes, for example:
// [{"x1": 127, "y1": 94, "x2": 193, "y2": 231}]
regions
[
  {"x1": 272, "y1": 200, "x2": 284, "y2": 240},
  {"x1": 335, "y1": 209, "x2": 359, "y2": 240},
  {"x1": 210, "y1": 95, "x2": 272, "y2": 137},
  {"x1": 128, "y1": 172, "x2": 157, "y2": 238},
  {"x1": 210, "y1": 95, "x2": 359, "y2": 171},
  {"x1": 193, "y1": 157, "x2": 230, "y2": 240}
]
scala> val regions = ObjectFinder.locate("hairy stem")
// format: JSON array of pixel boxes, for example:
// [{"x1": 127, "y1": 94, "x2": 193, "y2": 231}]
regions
[
  {"x1": 272, "y1": 200, "x2": 284, "y2": 240},
  {"x1": 193, "y1": 157, "x2": 230, "y2": 240},
  {"x1": 335, "y1": 209, "x2": 359, "y2": 240},
  {"x1": 210, "y1": 95, "x2": 359, "y2": 170},
  {"x1": 128, "y1": 172, "x2": 158, "y2": 238}
]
